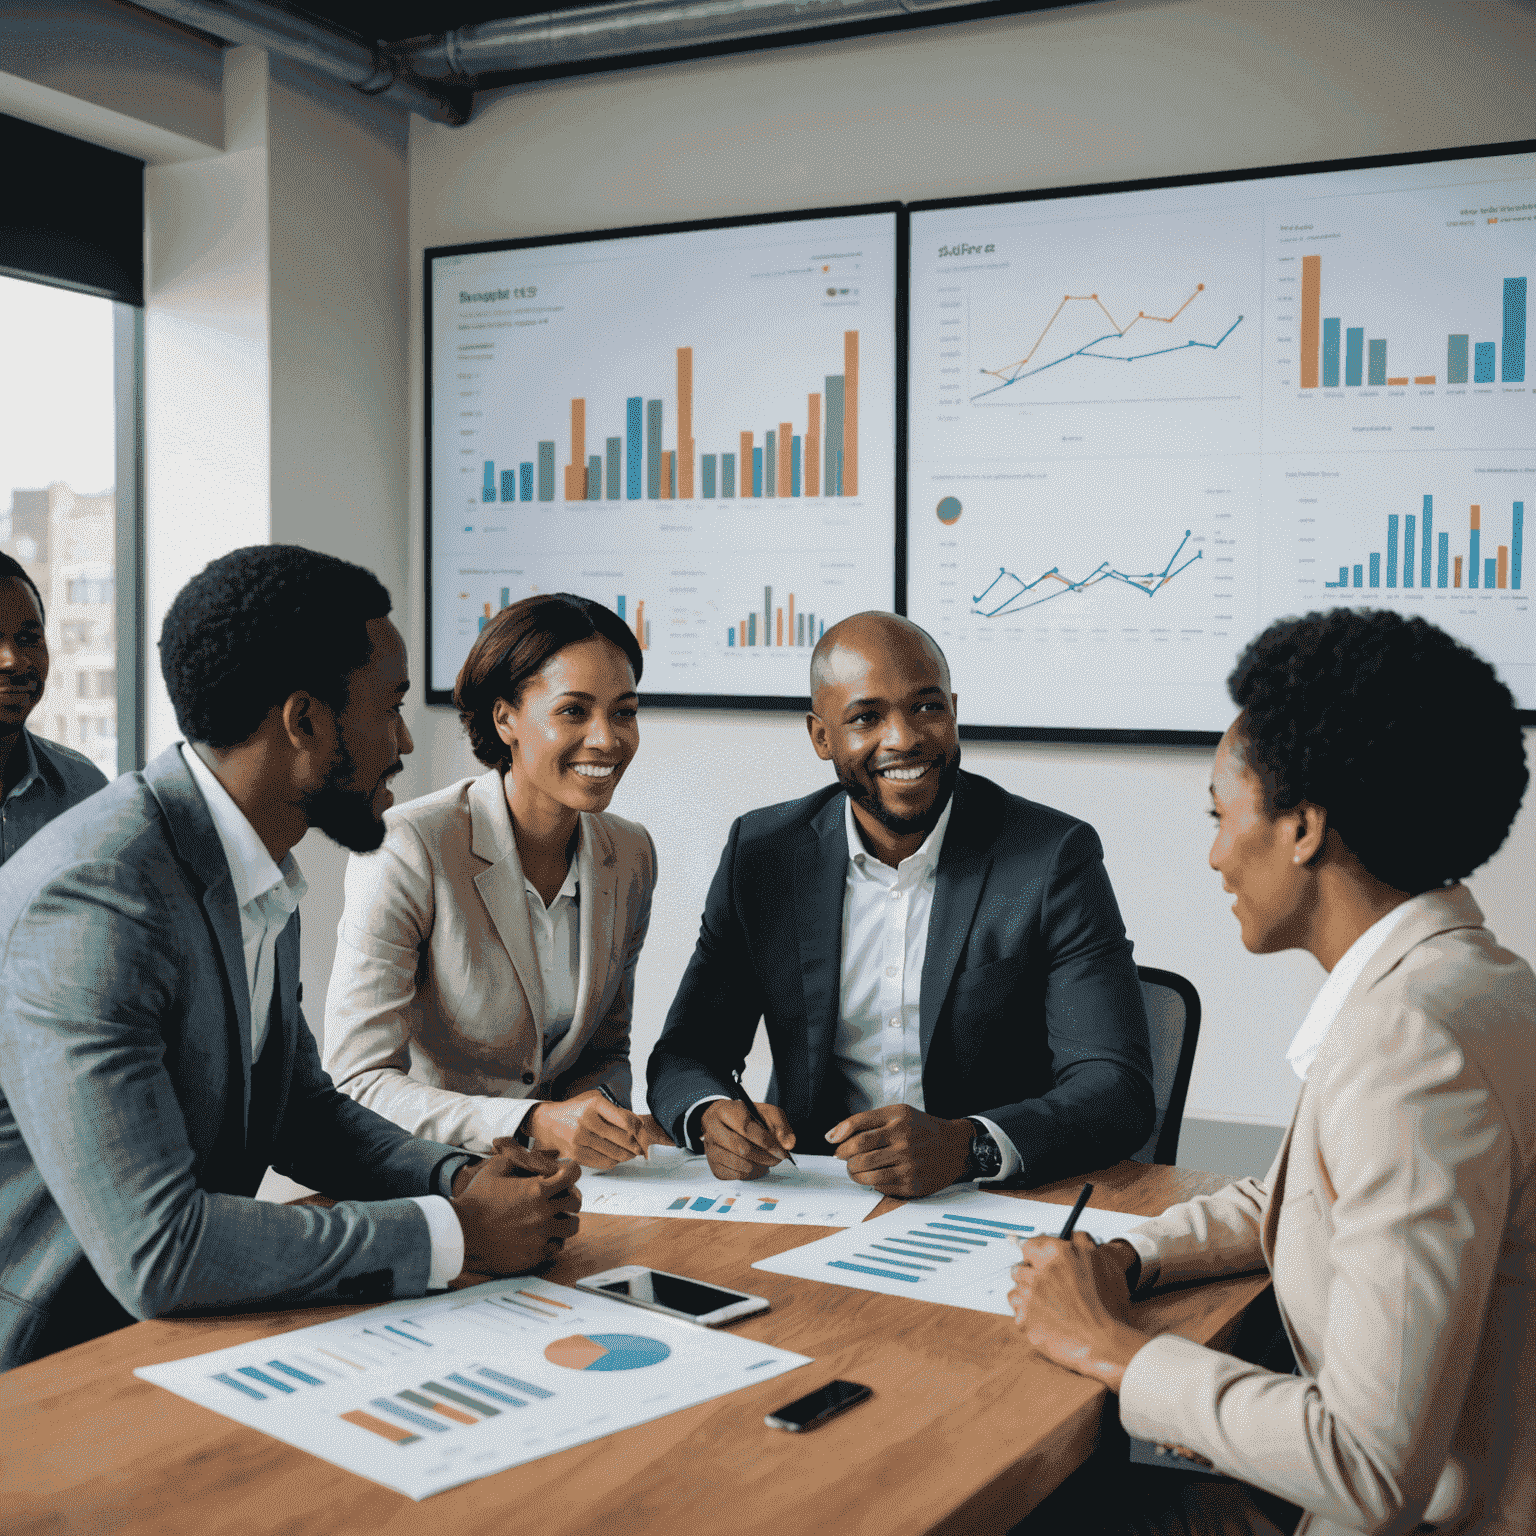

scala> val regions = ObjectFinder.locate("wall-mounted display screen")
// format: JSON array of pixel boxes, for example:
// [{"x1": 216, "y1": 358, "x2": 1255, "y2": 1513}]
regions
[
  {"x1": 425, "y1": 205, "x2": 900, "y2": 705},
  {"x1": 907, "y1": 143, "x2": 1534, "y2": 736}
]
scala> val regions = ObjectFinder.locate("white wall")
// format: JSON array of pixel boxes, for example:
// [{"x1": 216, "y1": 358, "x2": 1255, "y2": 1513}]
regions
[{"x1": 408, "y1": 0, "x2": 1536, "y2": 1128}]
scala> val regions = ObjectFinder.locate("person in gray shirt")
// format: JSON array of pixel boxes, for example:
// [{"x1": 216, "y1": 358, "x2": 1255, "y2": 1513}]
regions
[{"x1": 0, "y1": 553, "x2": 108, "y2": 865}]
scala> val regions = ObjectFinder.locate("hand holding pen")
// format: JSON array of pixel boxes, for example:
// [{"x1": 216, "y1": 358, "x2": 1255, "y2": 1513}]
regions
[{"x1": 697, "y1": 1074, "x2": 798, "y2": 1180}]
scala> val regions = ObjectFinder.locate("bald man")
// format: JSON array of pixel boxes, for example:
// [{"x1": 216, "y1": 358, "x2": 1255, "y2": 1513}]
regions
[{"x1": 647, "y1": 613, "x2": 1153, "y2": 1199}]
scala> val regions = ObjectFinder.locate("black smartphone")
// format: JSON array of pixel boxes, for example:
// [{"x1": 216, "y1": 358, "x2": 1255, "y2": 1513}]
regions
[{"x1": 764, "y1": 1379, "x2": 873, "y2": 1432}]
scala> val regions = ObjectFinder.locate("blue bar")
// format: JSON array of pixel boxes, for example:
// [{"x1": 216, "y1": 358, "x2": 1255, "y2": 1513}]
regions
[
  {"x1": 500, "y1": 469, "x2": 515, "y2": 502},
  {"x1": 586, "y1": 454, "x2": 601, "y2": 502},
  {"x1": 1345, "y1": 327, "x2": 1364, "y2": 386},
  {"x1": 1369, "y1": 553, "x2": 1381, "y2": 587},
  {"x1": 940, "y1": 1212, "x2": 1038, "y2": 1233},
  {"x1": 1368, "y1": 339, "x2": 1387, "y2": 386},
  {"x1": 213, "y1": 1371, "x2": 266, "y2": 1400},
  {"x1": 1322, "y1": 318, "x2": 1341, "y2": 386},
  {"x1": 790, "y1": 435, "x2": 801, "y2": 496},
  {"x1": 605, "y1": 437, "x2": 621, "y2": 500},
  {"x1": 1403, "y1": 516, "x2": 1416, "y2": 587},
  {"x1": 765, "y1": 431, "x2": 776, "y2": 497},
  {"x1": 448, "y1": 1372, "x2": 525, "y2": 1407},
  {"x1": 829, "y1": 1260, "x2": 919, "y2": 1283},
  {"x1": 482, "y1": 461, "x2": 496, "y2": 503},
  {"x1": 519, "y1": 462, "x2": 533, "y2": 501},
  {"x1": 1386, "y1": 515, "x2": 1399, "y2": 587},
  {"x1": 1438, "y1": 531, "x2": 1449, "y2": 588},
  {"x1": 722, "y1": 452, "x2": 735, "y2": 498},
  {"x1": 1502, "y1": 277, "x2": 1526, "y2": 383},
  {"x1": 702, "y1": 454, "x2": 717, "y2": 498},
  {"x1": 237, "y1": 1366, "x2": 294, "y2": 1393},
  {"x1": 1474, "y1": 342, "x2": 1496, "y2": 383},
  {"x1": 727, "y1": 629, "x2": 734, "y2": 646},
  {"x1": 267, "y1": 1360, "x2": 325, "y2": 1386},
  {"x1": 1447, "y1": 334, "x2": 1469, "y2": 384},
  {"x1": 384, "y1": 1324, "x2": 431, "y2": 1346},
  {"x1": 1471, "y1": 527, "x2": 1481, "y2": 587},
  {"x1": 924, "y1": 1223, "x2": 988, "y2": 1245},
  {"x1": 752, "y1": 448, "x2": 763, "y2": 497},
  {"x1": 537, "y1": 442, "x2": 554, "y2": 502},
  {"x1": 1514, "y1": 502, "x2": 1524, "y2": 590},
  {"x1": 1325, "y1": 566, "x2": 1348, "y2": 588},
  {"x1": 646, "y1": 400, "x2": 662, "y2": 499},
  {"x1": 1353, "y1": 564, "x2": 1364, "y2": 588},
  {"x1": 690, "y1": 1196, "x2": 717, "y2": 1211},
  {"x1": 1421, "y1": 495, "x2": 1433, "y2": 588},
  {"x1": 370, "y1": 1397, "x2": 448, "y2": 1433},
  {"x1": 474, "y1": 1366, "x2": 554, "y2": 1401},
  {"x1": 855, "y1": 1251, "x2": 930, "y2": 1270},
  {"x1": 626, "y1": 398, "x2": 642, "y2": 499},
  {"x1": 1486, "y1": 557, "x2": 1498, "y2": 587},
  {"x1": 616, "y1": 596, "x2": 626, "y2": 620}
]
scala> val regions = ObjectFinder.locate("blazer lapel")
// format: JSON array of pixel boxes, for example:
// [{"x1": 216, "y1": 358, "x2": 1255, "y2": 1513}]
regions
[
  {"x1": 541, "y1": 813, "x2": 616, "y2": 1080},
  {"x1": 144, "y1": 745, "x2": 254, "y2": 1135},
  {"x1": 795, "y1": 795, "x2": 850, "y2": 1112},
  {"x1": 919, "y1": 775, "x2": 992, "y2": 1061},
  {"x1": 468, "y1": 770, "x2": 545, "y2": 1033}
]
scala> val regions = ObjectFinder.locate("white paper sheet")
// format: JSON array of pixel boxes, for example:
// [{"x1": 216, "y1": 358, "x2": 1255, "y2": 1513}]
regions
[
  {"x1": 751, "y1": 1189, "x2": 1149, "y2": 1315},
  {"x1": 134, "y1": 1276, "x2": 810, "y2": 1499},
  {"x1": 582, "y1": 1149, "x2": 887, "y2": 1227}
]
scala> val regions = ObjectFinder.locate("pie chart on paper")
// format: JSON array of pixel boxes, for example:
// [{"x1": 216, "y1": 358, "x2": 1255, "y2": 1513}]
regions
[{"x1": 544, "y1": 1333, "x2": 673, "y2": 1372}]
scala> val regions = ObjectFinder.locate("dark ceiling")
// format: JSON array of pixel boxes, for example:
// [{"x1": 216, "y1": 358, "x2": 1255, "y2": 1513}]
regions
[{"x1": 288, "y1": 0, "x2": 603, "y2": 45}]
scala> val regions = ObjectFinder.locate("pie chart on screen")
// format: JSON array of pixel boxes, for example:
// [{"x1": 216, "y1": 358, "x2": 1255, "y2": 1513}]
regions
[{"x1": 544, "y1": 1334, "x2": 672, "y2": 1372}]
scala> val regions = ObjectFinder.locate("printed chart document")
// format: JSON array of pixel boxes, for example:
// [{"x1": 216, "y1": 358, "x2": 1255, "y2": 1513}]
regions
[
  {"x1": 583, "y1": 1149, "x2": 886, "y2": 1227},
  {"x1": 752, "y1": 1190, "x2": 1147, "y2": 1315},
  {"x1": 135, "y1": 1276, "x2": 809, "y2": 1500}
]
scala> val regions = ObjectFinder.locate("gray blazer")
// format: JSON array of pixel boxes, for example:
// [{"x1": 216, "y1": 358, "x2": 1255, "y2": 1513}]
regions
[{"x1": 0, "y1": 746, "x2": 465, "y2": 1373}]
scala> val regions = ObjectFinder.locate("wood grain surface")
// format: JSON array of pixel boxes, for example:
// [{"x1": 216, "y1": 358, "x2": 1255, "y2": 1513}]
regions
[{"x1": 0, "y1": 1161, "x2": 1268, "y2": 1536}]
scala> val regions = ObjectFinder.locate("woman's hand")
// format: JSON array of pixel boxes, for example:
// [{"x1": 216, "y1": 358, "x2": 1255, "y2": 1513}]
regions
[
  {"x1": 1008, "y1": 1232, "x2": 1153, "y2": 1393},
  {"x1": 526, "y1": 1091, "x2": 674, "y2": 1168}
]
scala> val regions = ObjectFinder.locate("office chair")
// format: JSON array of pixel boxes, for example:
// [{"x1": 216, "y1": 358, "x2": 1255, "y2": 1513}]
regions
[{"x1": 1130, "y1": 966, "x2": 1202, "y2": 1166}]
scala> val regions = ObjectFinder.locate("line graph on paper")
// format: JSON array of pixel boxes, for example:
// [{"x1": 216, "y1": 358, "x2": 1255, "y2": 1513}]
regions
[
  {"x1": 971, "y1": 285, "x2": 1244, "y2": 402},
  {"x1": 972, "y1": 530, "x2": 1203, "y2": 617}
]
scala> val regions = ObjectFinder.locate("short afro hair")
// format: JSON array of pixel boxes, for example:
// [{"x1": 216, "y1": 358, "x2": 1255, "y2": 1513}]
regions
[
  {"x1": 1228, "y1": 609, "x2": 1527, "y2": 894},
  {"x1": 0, "y1": 553, "x2": 46, "y2": 625},
  {"x1": 455, "y1": 592, "x2": 643, "y2": 769},
  {"x1": 159, "y1": 545, "x2": 392, "y2": 749}
]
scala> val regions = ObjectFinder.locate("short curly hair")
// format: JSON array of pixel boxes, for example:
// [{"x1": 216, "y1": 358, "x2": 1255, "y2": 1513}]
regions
[
  {"x1": 1228, "y1": 609, "x2": 1527, "y2": 894},
  {"x1": 0, "y1": 553, "x2": 46, "y2": 625},
  {"x1": 159, "y1": 545, "x2": 392, "y2": 748},
  {"x1": 455, "y1": 593, "x2": 644, "y2": 769}
]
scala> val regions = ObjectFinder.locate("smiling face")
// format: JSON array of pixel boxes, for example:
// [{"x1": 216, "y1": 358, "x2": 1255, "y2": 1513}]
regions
[
  {"x1": 808, "y1": 618, "x2": 960, "y2": 840},
  {"x1": 1208, "y1": 721, "x2": 1315, "y2": 954},
  {"x1": 0, "y1": 577, "x2": 48, "y2": 737},
  {"x1": 495, "y1": 636, "x2": 639, "y2": 824}
]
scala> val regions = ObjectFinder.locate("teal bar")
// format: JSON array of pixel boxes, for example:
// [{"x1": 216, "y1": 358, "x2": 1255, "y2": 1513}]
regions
[
  {"x1": 1447, "y1": 334, "x2": 1469, "y2": 384},
  {"x1": 764, "y1": 585, "x2": 772, "y2": 647},
  {"x1": 1474, "y1": 342, "x2": 1496, "y2": 382},
  {"x1": 537, "y1": 442, "x2": 555, "y2": 502},
  {"x1": 520, "y1": 462, "x2": 533, "y2": 501},
  {"x1": 586, "y1": 454, "x2": 601, "y2": 501},
  {"x1": 605, "y1": 437, "x2": 621, "y2": 499},
  {"x1": 752, "y1": 448, "x2": 763, "y2": 497},
  {"x1": 790, "y1": 435, "x2": 801, "y2": 495},
  {"x1": 722, "y1": 451, "x2": 736, "y2": 497},
  {"x1": 1322, "y1": 318, "x2": 1341, "y2": 386},
  {"x1": 646, "y1": 400, "x2": 662, "y2": 498},
  {"x1": 748, "y1": 613, "x2": 757, "y2": 645},
  {"x1": 702, "y1": 454, "x2": 717, "y2": 498},
  {"x1": 1345, "y1": 327, "x2": 1364, "y2": 386},
  {"x1": 1470, "y1": 527, "x2": 1481, "y2": 587},
  {"x1": 765, "y1": 430, "x2": 776, "y2": 497},
  {"x1": 1486, "y1": 556, "x2": 1498, "y2": 587},
  {"x1": 1367, "y1": 339, "x2": 1387, "y2": 386},
  {"x1": 1403, "y1": 515, "x2": 1416, "y2": 587},
  {"x1": 824, "y1": 375, "x2": 844, "y2": 495},
  {"x1": 1421, "y1": 495, "x2": 1433, "y2": 587},
  {"x1": 1438, "y1": 531, "x2": 1449, "y2": 588},
  {"x1": 1502, "y1": 277, "x2": 1526, "y2": 383},
  {"x1": 1386, "y1": 514, "x2": 1399, "y2": 586},
  {"x1": 1369, "y1": 553, "x2": 1381, "y2": 587},
  {"x1": 1514, "y1": 501, "x2": 1523, "y2": 589},
  {"x1": 1353, "y1": 564, "x2": 1363, "y2": 587}
]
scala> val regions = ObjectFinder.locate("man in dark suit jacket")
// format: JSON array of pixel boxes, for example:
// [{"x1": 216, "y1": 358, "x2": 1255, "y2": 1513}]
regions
[
  {"x1": 0, "y1": 546, "x2": 578, "y2": 1372},
  {"x1": 648, "y1": 613, "x2": 1153, "y2": 1199}
]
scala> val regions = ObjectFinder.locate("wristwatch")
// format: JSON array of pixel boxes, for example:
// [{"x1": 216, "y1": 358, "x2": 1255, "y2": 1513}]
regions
[{"x1": 962, "y1": 1118, "x2": 1003, "y2": 1181}]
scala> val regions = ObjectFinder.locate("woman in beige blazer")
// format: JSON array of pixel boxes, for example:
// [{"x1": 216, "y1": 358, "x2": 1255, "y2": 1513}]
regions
[
  {"x1": 1009, "y1": 610, "x2": 1533, "y2": 1536},
  {"x1": 325, "y1": 594, "x2": 669, "y2": 1167}
]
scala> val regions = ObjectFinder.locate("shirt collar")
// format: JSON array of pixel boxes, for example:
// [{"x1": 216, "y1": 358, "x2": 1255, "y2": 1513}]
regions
[
  {"x1": 524, "y1": 823, "x2": 582, "y2": 909},
  {"x1": 1285, "y1": 897, "x2": 1415, "y2": 1081},
  {"x1": 843, "y1": 789, "x2": 954, "y2": 882},
  {"x1": 179, "y1": 743, "x2": 305, "y2": 914}
]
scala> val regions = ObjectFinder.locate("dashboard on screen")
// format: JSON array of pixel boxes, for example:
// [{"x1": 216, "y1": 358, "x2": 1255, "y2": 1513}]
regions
[
  {"x1": 907, "y1": 143, "x2": 1535, "y2": 736},
  {"x1": 426, "y1": 205, "x2": 900, "y2": 705}
]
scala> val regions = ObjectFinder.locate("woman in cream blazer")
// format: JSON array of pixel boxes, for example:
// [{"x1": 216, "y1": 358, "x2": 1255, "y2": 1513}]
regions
[
  {"x1": 1009, "y1": 610, "x2": 1533, "y2": 1536},
  {"x1": 325, "y1": 594, "x2": 666, "y2": 1165}
]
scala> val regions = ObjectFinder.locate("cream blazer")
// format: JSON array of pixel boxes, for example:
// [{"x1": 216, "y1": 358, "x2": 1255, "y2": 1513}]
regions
[
  {"x1": 323, "y1": 769, "x2": 657, "y2": 1155},
  {"x1": 1120, "y1": 886, "x2": 1535, "y2": 1536}
]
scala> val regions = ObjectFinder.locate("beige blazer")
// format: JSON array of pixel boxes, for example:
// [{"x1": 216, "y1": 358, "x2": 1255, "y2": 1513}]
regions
[
  {"x1": 323, "y1": 770, "x2": 657, "y2": 1155},
  {"x1": 1119, "y1": 886, "x2": 1536, "y2": 1536}
]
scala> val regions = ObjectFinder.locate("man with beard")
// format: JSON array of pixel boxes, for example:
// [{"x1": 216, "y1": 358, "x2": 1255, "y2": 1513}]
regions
[
  {"x1": 647, "y1": 612, "x2": 1153, "y2": 1199},
  {"x1": 0, "y1": 546, "x2": 579, "y2": 1371}
]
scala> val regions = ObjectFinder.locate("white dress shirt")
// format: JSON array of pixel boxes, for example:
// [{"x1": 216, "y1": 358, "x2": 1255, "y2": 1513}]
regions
[
  {"x1": 179, "y1": 744, "x2": 463, "y2": 1289},
  {"x1": 524, "y1": 853, "x2": 580, "y2": 1056},
  {"x1": 1123, "y1": 895, "x2": 1415, "y2": 1285}
]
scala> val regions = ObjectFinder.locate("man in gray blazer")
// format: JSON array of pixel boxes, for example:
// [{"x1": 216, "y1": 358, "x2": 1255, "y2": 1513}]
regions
[{"x1": 0, "y1": 546, "x2": 579, "y2": 1372}]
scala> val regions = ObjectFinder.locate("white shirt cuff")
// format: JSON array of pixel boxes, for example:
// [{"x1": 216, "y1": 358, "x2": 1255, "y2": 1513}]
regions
[
  {"x1": 410, "y1": 1194, "x2": 465, "y2": 1290},
  {"x1": 972, "y1": 1116, "x2": 1021, "y2": 1183},
  {"x1": 683, "y1": 1094, "x2": 732, "y2": 1151},
  {"x1": 1122, "y1": 1229, "x2": 1162, "y2": 1289}
]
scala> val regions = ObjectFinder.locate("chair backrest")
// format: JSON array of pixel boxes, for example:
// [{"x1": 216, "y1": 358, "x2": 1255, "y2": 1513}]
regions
[{"x1": 1131, "y1": 966, "x2": 1202, "y2": 1165}]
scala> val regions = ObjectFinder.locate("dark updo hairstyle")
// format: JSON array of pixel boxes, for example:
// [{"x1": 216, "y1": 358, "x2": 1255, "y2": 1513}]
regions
[
  {"x1": 1227, "y1": 609, "x2": 1527, "y2": 894},
  {"x1": 454, "y1": 592, "x2": 644, "y2": 769}
]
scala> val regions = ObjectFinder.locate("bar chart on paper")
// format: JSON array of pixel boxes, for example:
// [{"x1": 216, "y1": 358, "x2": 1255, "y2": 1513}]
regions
[
  {"x1": 136, "y1": 1278, "x2": 809, "y2": 1500},
  {"x1": 429, "y1": 209, "x2": 897, "y2": 700}
]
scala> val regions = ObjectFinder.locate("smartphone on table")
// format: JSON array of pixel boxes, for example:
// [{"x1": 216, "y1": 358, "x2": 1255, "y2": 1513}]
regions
[
  {"x1": 764, "y1": 1379, "x2": 873, "y2": 1431},
  {"x1": 574, "y1": 1266, "x2": 769, "y2": 1327}
]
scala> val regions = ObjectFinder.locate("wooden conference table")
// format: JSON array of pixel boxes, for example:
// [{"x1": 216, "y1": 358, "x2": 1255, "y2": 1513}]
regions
[{"x1": 2, "y1": 1160, "x2": 1269, "y2": 1536}]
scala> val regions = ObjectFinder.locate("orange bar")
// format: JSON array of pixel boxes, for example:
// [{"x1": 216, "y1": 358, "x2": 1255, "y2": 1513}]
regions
[
  {"x1": 843, "y1": 331, "x2": 859, "y2": 496},
  {"x1": 636, "y1": 599, "x2": 647, "y2": 648},
  {"x1": 1386, "y1": 376, "x2": 1410, "y2": 386},
  {"x1": 1498, "y1": 545, "x2": 1509, "y2": 588},
  {"x1": 738, "y1": 620, "x2": 746, "y2": 647},
  {"x1": 740, "y1": 432, "x2": 754, "y2": 497},
  {"x1": 421, "y1": 1398, "x2": 477, "y2": 1425},
  {"x1": 661, "y1": 450, "x2": 673, "y2": 500},
  {"x1": 676, "y1": 347, "x2": 694, "y2": 499},
  {"x1": 806, "y1": 395, "x2": 821, "y2": 496},
  {"x1": 482, "y1": 602, "x2": 491, "y2": 620},
  {"x1": 564, "y1": 398, "x2": 586, "y2": 500},
  {"x1": 777, "y1": 422, "x2": 792, "y2": 497},
  {"x1": 341, "y1": 1411, "x2": 418, "y2": 1445},
  {"x1": 1454, "y1": 556, "x2": 1463, "y2": 587},
  {"x1": 1471, "y1": 504, "x2": 1481, "y2": 529},
  {"x1": 1300, "y1": 256, "x2": 1320, "y2": 389},
  {"x1": 1413, "y1": 375, "x2": 1436, "y2": 385},
  {"x1": 776, "y1": 607, "x2": 783, "y2": 646},
  {"x1": 516, "y1": 1288, "x2": 571, "y2": 1308}
]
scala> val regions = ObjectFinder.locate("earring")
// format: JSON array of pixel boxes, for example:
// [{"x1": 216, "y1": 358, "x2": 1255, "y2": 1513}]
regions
[{"x1": 1293, "y1": 853, "x2": 1303, "y2": 864}]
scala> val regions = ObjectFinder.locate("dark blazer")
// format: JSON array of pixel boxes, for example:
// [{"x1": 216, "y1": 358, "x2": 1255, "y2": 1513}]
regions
[
  {"x1": 647, "y1": 770, "x2": 1154, "y2": 1184},
  {"x1": 0, "y1": 747, "x2": 465, "y2": 1373}
]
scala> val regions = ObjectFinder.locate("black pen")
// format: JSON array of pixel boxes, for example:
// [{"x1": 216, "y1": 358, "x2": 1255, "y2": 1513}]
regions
[
  {"x1": 727, "y1": 1071, "x2": 797, "y2": 1168},
  {"x1": 1058, "y1": 1182, "x2": 1094, "y2": 1239}
]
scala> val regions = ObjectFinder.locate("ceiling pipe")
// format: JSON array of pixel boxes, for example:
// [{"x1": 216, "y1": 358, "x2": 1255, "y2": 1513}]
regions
[{"x1": 125, "y1": 0, "x2": 473, "y2": 123}]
